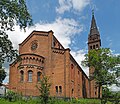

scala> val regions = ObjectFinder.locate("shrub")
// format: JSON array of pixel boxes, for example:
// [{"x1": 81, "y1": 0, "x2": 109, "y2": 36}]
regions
[
  {"x1": 37, "y1": 75, "x2": 51, "y2": 104},
  {"x1": 5, "y1": 90, "x2": 22, "y2": 102}
]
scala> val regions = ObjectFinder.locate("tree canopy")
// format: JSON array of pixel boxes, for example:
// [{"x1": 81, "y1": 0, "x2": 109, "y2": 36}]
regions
[
  {"x1": 82, "y1": 48, "x2": 120, "y2": 98},
  {"x1": 0, "y1": 0, "x2": 32, "y2": 84}
]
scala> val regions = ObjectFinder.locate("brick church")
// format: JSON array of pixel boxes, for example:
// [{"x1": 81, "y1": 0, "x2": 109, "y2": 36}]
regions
[{"x1": 9, "y1": 13, "x2": 102, "y2": 98}]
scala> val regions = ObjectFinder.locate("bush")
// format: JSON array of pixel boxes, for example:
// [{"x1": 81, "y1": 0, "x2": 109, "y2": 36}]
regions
[
  {"x1": 78, "y1": 99, "x2": 101, "y2": 104},
  {"x1": 5, "y1": 90, "x2": 22, "y2": 102}
]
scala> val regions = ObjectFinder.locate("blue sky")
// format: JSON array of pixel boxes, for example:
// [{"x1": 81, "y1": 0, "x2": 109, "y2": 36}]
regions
[
  {"x1": 25, "y1": 0, "x2": 120, "y2": 53},
  {"x1": 4, "y1": 0, "x2": 120, "y2": 91}
]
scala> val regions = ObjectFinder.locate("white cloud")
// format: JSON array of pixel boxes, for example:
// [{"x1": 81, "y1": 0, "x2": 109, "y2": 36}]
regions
[
  {"x1": 109, "y1": 84, "x2": 120, "y2": 91},
  {"x1": 3, "y1": 68, "x2": 9, "y2": 84},
  {"x1": 71, "y1": 50, "x2": 89, "y2": 76},
  {"x1": 56, "y1": 0, "x2": 72, "y2": 14},
  {"x1": 71, "y1": 0, "x2": 90, "y2": 11},
  {"x1": 7, "y1": 17, "x2": 83, "y2": 49},
  {"x1": 3, "y1": 65, "x2": 9, "y2": 84},
  {"x1": 56, "y1": 0, "x2": 91, "y2": 14}
]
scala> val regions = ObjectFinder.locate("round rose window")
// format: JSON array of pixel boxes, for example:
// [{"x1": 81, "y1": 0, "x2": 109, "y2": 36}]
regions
[{"x1": 31, "y1": 41, "x2": 38, "y2": 50}]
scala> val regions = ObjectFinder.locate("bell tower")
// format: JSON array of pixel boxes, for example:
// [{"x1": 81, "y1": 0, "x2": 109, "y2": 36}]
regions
[
  {"x1": 88, "y1": 11, "x2": 101, "y2": 50},
  {"x1": 88, "y1": 11, "x2": 102, "y2": 98}
]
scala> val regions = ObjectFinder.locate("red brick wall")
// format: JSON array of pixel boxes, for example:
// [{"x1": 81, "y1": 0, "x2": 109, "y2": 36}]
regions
[{"x1": 9, "y1": 30, "x2": 99, "y2": 98}]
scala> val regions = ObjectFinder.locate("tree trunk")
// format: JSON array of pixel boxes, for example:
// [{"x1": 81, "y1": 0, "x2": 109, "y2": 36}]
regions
[{"x1": 98, "y1": 85, "x2": 101, "y2": 99}]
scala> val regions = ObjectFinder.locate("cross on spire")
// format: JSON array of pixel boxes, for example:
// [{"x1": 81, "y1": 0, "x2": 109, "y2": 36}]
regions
[{"x1": 92, "y1": 9, "x2": 94, "y2": 16}]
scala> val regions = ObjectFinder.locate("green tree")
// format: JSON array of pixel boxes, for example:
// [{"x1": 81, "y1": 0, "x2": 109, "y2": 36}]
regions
[
  {"x1": 82, "y1": 48, "x2": 120, "y2": 98},
  {"x1": 37, "y1": 75, "x2": 51, "y2": 104},
  {"x1": 101, "y1": 86, "x2": 113, "y2": 104},
  {"x1": 0, "y1": 68, "x2": 6, "y2": 85},
  {"x1": 0, "y1": 0, "x2": 32, "y2": 84}
]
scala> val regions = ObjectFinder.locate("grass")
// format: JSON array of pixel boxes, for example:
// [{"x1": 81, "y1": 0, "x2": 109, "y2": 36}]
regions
[
  {"x1": 0, "y1": 98, "x2": 38, "y2": 104},
  {"x1": 0, "y1": 98, "x2": 113, "y2": 104}
]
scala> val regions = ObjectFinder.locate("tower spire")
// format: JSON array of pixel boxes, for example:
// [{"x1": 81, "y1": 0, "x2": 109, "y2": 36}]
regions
[
  {"x1": 88, "y1": 11, "x2": 101, "y2": 50},
  {"x1": 89, "y1": 10, "x2": 99, "y2": 36}
]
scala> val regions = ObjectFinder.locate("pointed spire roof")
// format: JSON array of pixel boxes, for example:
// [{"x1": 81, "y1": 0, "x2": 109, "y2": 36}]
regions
[{"x1": 89, "y1": 10, "x2": 100, "y2": 36}]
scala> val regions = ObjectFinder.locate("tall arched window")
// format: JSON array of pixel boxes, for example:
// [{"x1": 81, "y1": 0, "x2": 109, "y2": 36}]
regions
[
  {"x1": 20, "y1": 70, "x2": 24, "y2": 82},
  {"x1": 28, "y1": 70, "x2": 33, "y2": 82},
  {"x1": 37, "y1": 72, "x2": 41, "y2": 82},
  {"x1": 71, "y1": 64, "x2": 74, "y2": 79}
]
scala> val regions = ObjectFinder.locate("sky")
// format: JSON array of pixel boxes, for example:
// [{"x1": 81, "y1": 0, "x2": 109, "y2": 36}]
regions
[{"x1": 3, "y1": 0, "x2": 120, "y2": 91}]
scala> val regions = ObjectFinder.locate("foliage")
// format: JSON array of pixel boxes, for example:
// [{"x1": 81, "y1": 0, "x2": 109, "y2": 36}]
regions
[
  {"x1": 77, "y1": 99, "x2": 101, "y2": 104},
  {"x1": 0, "y1": 98, "x2": 38, "y2": 104},
  {"x1": 101, "y1": 87, "x2": 113, "y2": 104},
  {"x1": 0, "y1": 68, "x2": 6, "y2": 85},
  {"x1": 102, "y1": 87, "x2": 113, "y2": 98},
  {"x1": 36, "y1": 75, "x2": 51, "y2": 104},
  {"x1": 5, "y1": 90, "x2": 24, "y2": 102},
  {"x1": 6, "y1": 90, "x2": 21, "y2": 102},
  {"x1": 102, "y1": 89, "x2": 120, "y2": 104},
  {"x1": 5, "y1": 90, "x2": 17, "y2": 102},
  {"x1": 0, "y1": 0, "x2": 32, "y2": 30},
  {"x1": 0, "y1": 98, "x2": 113, "y2": 104},
  {"x1": 82, "y1": 48, "x2": 120, "y2": 98},
  {"x1": 0, "y1": 0, "x2": 32, "y2": 84}
]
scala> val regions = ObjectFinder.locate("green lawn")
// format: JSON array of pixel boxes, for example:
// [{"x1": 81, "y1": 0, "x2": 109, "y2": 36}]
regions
[
  {"x1": 0, "y1": 98, "x2": 112, "y2": 104},
  {"x1": 0, "y1": 98, "x2": 37, "y2": 104}
]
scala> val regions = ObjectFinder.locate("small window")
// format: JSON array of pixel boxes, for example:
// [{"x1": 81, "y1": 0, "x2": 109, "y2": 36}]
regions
[
  {"x1": 93, "y1": 45, "x2": 95, "y2": 49},
  {"x1": 95, "y1": 91, "x2": 96, "y2": 95},
  {"x1": 78, "y1": 71, "x2": 80, "y2": 78},
  {"x1": 53, "y1": 42, "x2": 56, "y2": 47},
  {"x1": 90, "y1": 46, "x2": 92, "y2": 50},
  {"x1": 20, "y1": 70, "x2": 24, "y2": 82},
  {"x1": 55, "y1": 86, "x2": 58, "y2": 93},
  {"x1": 96, "y1": 44, "x2": 98, "y2": 49},
  {"x1": 37, "y1": 72, "x2": 41, "y2": 82},
  {"x1": 28, "y1": 70, "x2": 33, "y2": 82},
  {"x1": 71, "y1": 64, "x2": 74, "y2": 69},
  {"x1": 59, "y1": 86, "x2": 62, "y2": 93},
  {"x1": 72, "y1": 89, "x2": 74, "y2": 94}
]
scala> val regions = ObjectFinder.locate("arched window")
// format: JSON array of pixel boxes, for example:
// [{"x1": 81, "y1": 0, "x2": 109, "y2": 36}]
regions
[
  {"x1": 93, "y1": 45, "x2": 95, "y2": 49},
  {"x1": 55, "y1": 86, "x2": 58, "y2": 93},
  {"x1": 96, "y1": 44, "x2": 99, "y2": 49},
  {"x1": 71, "y1": 64, "x2": 74, "y2": 69},
  {"x1": 20, "y1": 70, "x2": 24, "y2": 82},
  {"x1": 59, "y1": 86, "x2": 62, "y2": 93},
  {"x1": 71, "y1": 64, "x2": 74, "y2": 79},
  {"x1": 28, "y1": 70, "x2": 33, "y2": 82},
  {"x1": 37, "y1": 72, "x2": 41, "y2": 82},
  {"x1": 90, "y1": 46, "x2": 92, "y2": 50},
  {"x1": 72, "y1": 89, "x2": 74, "y2": 94}
]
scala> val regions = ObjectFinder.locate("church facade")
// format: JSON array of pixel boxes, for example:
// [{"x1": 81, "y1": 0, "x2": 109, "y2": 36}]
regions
[{"x1": 9, "y1": 13, "x2": 102, "y2": 98}]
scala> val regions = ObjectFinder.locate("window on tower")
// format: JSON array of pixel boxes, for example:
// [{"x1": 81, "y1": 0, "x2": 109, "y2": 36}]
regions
[
  {"x1": 93, "y1": 45, "x2": 95, "y2": 49},
  {"x1": 28, "y1": 70, "x2": 33, "y2": 82},
  {"x1": 90, "y1": 46, "x2": 92, "y2": 50},
  {"x1": 96, "y1": 44, "x2": 98, "y2": 49}
]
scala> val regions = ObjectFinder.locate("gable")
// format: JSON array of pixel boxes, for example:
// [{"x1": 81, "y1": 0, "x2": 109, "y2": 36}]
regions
[{"x1": 19, "y1": 31, "x2": 49, "y2": 55}]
